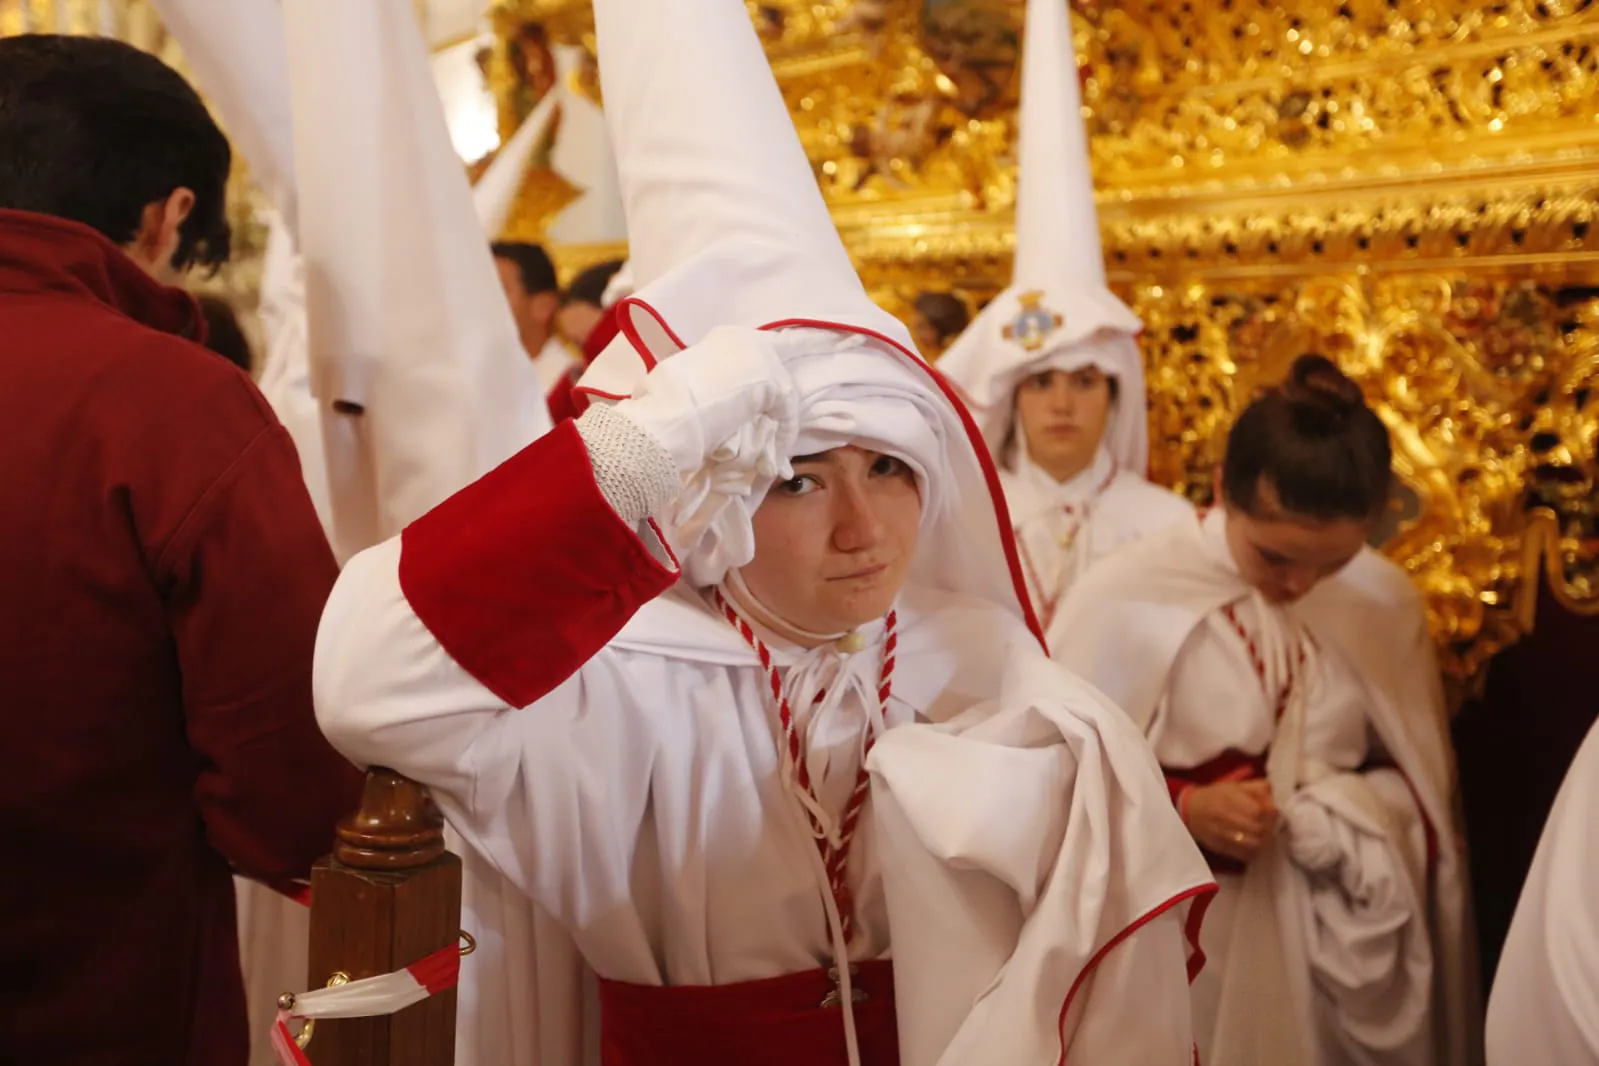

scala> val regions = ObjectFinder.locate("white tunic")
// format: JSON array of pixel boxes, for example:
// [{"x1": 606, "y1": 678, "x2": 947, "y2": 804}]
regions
[
  {"x1": 1150, "y1": 512, "x2": 1372, "y2": 776},
  {"x1": 1487, "y1": 716, "x2": 1599, "y2": 1066},
  {"x1": 530, "y1": 336, "x2": 580, "y2": 394},
  {"x1": 315, "y1": 537, "x2": 1215, "y2": 1065},
  {"x1": 1002, "y1": 446, "x2": 1193, "y2": 633}
]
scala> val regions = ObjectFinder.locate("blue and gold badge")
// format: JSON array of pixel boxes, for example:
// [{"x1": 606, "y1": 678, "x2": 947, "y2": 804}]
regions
[{"x1": 1001, "y1": 290, "x2": 1064, "y2": 352}]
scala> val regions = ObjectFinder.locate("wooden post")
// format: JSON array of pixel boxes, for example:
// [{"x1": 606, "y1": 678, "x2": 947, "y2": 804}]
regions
[{"x1": 295, "y1": 767, "x2": 462, "y2": 1066}]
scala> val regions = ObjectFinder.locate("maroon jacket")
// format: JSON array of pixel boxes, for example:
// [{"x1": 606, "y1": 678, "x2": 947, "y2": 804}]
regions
[{"x1": 0, "y1": 211, "x2": 361, "y2": 1065}]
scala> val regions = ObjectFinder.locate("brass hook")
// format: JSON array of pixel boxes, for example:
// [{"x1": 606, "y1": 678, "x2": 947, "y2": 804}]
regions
[
  {"x1": 277, "y1": 972, "x2": 349, "y2": 1050},
  {"x1": 277, "y1": 933, "x2": 473, "y2": 1052}
]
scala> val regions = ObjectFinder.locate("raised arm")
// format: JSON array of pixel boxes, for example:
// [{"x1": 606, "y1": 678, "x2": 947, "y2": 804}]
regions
[{"x1": 314, "y1": 327, "x2": 800, "y2": 784}]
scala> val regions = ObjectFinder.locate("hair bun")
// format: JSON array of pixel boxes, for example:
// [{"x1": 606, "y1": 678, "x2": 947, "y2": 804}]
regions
[{"x1": 1281, "y1": 353, "x2": 1363, "y2": 433}]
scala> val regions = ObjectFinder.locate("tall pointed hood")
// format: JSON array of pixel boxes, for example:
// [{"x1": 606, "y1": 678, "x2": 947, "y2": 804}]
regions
[
  {"x1": 577, "y1": 0, "x2": 1042, "y2": 642},
  {"x1": 472, "y1": 89, "x2": 560, "y2": 240},
  {"x1": 282, "y1": 0, "x2": 553, "y2": 561},
  {"x1": 576, "y1": 0, "x2": 911, "y2": 362},
  {"x1": 936, "y1": 0, "x2": 1150, "y2": 475},
  {"x1": 547, "y1": 42, "x2": 627, "y2": 245},
  {"x1": 148, "y1": 0, "x2": 299, "y2": 234}
]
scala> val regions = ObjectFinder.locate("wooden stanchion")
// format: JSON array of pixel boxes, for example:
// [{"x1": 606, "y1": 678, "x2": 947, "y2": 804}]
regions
[{"x1": 296, "y1": 768, "x2": 462, "y2": 1066}]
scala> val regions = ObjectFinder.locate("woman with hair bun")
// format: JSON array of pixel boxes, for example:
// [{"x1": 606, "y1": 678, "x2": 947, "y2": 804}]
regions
[{"x1": 1051, "y1": 354, "x2": 1481, "y2": 1066}]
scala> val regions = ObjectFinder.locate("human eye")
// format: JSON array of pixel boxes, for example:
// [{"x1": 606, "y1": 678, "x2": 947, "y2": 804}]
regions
[
  {"x1": 1257, "y1": 546, "x2": 1290, "y2": 567},
  {"x1": 870, "y1": 454, "x2": 913, "y2": 479},
  {"x1": 774, "y1": 473, "x2": 821, "y2": 497}
]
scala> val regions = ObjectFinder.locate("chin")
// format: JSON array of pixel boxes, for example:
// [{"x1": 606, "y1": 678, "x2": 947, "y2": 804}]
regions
[{"x1": 821, "y1": 588, "x2": 901, "y2": 630}]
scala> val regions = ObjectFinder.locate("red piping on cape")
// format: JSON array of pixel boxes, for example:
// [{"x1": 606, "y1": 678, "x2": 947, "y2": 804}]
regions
[
  {"x1": 1053, "y1": 881, "x2": 1218, "y2": 1065},
  {"x1": 572, "y1": 302, "x2": 1048, "y2": 648}
]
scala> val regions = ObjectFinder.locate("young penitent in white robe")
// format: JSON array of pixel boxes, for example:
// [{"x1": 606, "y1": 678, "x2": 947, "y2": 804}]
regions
[
  {"x1": 934, "y1": 0, "x2": 1189, "y2": 633},
  {"x1": 1000, "y1": 439, "x2": 1193, "y2": 629},
  {"x1": 1051, "y1": 509, "x2": 1481, "y2": 1066},
  {"x1": 313, "y1": 323, "x2": 1216, "y2": 1066},
  {"x1": 1487, "y1": 716, "x2": 1599, "y2": 1065}
]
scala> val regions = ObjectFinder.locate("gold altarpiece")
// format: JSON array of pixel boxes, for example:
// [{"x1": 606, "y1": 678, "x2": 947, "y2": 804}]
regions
[{"x1": 491, "y1": 0, "x2": 1599, "y2": 695}]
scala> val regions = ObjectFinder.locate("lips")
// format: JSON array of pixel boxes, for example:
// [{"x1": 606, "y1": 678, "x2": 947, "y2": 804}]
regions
[{"x1": 830, "y1": 563, "x2": 890, "y2": 582}]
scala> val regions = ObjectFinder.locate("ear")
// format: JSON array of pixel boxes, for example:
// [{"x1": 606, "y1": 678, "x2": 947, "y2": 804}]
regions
[
  {"x1": 1210, "y1": 464, "x2": 1225, "y2": 504},
  {"x1": 127, "y1": 188, "x2": 196, "y2": 279}
]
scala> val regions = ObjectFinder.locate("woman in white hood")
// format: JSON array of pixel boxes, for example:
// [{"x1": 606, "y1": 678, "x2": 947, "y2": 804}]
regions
[
  {"x1": 1051, "y1": 355, "x2": 1480, "y2": 1066},
  {"x1": 937, "y1": 0, "x2": 1191, "y2": 635},
  {"x1": 310, "y1": 0, "x2": 1214, "y2": 1064}
]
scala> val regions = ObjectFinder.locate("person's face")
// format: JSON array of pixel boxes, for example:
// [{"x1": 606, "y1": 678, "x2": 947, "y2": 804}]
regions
[
  {"x1": 1218, "y1": 475, "x2": 1373, "y2": 604},
  {"x1": 554, "y1": 301, "x2": 603, "y2": 349},
  {"x1": 743, "y1": 446, "x2": 922, "y2": 634},
  {"x1": 123, "y1": 188, "x2": 195, "y2": 285},
  {"x1": 1012, "y1": 366, "x2": 1114, "y2": 482},
  {"x1": 494, "y1": 257, "x2": 557, "y2": 355}
]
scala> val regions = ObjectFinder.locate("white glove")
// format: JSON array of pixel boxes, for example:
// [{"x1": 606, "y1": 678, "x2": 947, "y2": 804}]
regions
[{"x1": 614, "y1": 325, "x2": 800, "y2": 484}]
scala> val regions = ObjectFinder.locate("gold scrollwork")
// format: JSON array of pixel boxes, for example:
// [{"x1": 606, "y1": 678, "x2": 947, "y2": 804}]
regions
[{"x1": 491, "y1": 0, "x2": 1599, "y2": 686}]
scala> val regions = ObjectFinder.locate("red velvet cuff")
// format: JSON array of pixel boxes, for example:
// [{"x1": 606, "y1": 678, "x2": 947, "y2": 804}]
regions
[
  {"x1": 398, "y1": 420, "x2": 678, "y2": 709},
  {"x1": 546, "y1": 372, "x2": 581, "y2": 424}
]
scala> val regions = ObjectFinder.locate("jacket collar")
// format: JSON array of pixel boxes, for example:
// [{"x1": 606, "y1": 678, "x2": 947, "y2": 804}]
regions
[{"x1": 0, "y1": 209, "x2": 203, "y2": 341}]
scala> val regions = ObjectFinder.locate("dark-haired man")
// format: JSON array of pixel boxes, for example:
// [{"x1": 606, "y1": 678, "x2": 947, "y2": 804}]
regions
[
  {"x1": 546, "y1": 256, "x2": 628, "y2": 422},
  {"x1": 0, "y1": 35, "x2": 359, "y2": 1066},
  {"x1": 491, "y1": 238, "x2": 576, "y2": 391},
  {"x1": 553, "y1": 256, "x2": 625, "y2": 353},
  {"x1": 909, "y1": 289, "x2": 971, "y2": 356}
]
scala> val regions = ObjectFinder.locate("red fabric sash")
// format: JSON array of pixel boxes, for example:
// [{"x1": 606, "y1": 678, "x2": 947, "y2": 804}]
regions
[
  {"x1": 597, "y1": 961, "x2": 898, "y2": 1066},
  {"x1": 1163, "y1": 748, "x2": 1268, "y2": 875}
]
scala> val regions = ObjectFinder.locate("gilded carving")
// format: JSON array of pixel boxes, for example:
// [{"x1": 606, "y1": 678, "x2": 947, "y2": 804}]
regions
[{"x1": 491, "y1": 0, "x2": 1599, "y2": 687}]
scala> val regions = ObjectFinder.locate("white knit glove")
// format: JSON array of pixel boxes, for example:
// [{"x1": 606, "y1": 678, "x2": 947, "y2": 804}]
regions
[{"x1": 614, "y1": 325, "x2": 800, "y2": 485}]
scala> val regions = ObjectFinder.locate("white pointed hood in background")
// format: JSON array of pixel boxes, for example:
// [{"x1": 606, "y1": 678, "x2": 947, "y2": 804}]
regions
[
  {"x1": 575, "y1": 0, "x2": 1041, "y2": 636},
  {"x1": 472, "y1": 88, "x2": 560, "y2": 240},
  {"x1": 547, "y1": 43, "x2": 627, "y2": 245},
  {"x1": 936, "y1": 0, "x2": 1150, "y2": 475},
  {"x1": 148, "y1": 0, "x2": 300, "y2": 238},
  {"x1": 282, "y1": 0, "x2": 553, "y2": 562}
]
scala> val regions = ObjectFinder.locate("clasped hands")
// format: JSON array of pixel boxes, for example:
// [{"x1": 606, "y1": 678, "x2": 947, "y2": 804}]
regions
[{"x1": 1184, "y1": 778, "x2": 1278, "y2": 864}]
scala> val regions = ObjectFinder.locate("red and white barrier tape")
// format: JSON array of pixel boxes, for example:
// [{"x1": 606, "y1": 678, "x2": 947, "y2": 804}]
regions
[{"x1": 269, "y1": 939, "x2": 465, "y2": 1066}]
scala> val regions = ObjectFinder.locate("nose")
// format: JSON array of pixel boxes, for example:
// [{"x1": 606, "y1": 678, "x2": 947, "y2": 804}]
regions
[
  {"x1": 1280, "y1": 567, "x2": 1318, "y2": 600},
  {"x1": 1048, "y1": 377, "x2": 1076, "y2": 414},
  {"x1": 831, "y1": 478, "x2": 886, "y2": 553}
]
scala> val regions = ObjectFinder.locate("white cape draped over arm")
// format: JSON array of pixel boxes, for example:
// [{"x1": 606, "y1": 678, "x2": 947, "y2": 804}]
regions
[{"x1": 869, "y1": 635, "x2": 1215, "y2": 1066}]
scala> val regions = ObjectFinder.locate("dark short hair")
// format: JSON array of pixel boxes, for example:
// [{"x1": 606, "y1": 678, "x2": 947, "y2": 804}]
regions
[
  {"x1": 913, "y1": 291, "x2": 970, "y2": 345},
  {"x1": 490, "y1": 241, "x2": 558, "y2": 295},
  {"x1": 561, "y1": 258, "x2": 625, "y2": 308},
  {"x1": 1222, "y1": 354, "x2": 1393, "y2": 522},
  {"x1": 196, "y1": 295, "x2": 253, "y2": 374},
  {"x1": 0, "y1": 35, "x2": 232, "y2": 271}
]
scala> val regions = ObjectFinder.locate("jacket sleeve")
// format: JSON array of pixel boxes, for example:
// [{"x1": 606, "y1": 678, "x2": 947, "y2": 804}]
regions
[
  {"x1": 315, "y1": 418, "x2": 679, "y2": 774},
  {"x1": 157, "y1": 420, "x2": 362, "y2": 886}
]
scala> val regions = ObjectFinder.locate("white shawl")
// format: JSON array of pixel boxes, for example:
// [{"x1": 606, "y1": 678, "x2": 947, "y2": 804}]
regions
[{"x1": 1050, "y1": 515, "x2": 1481, "y2": 1066}]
